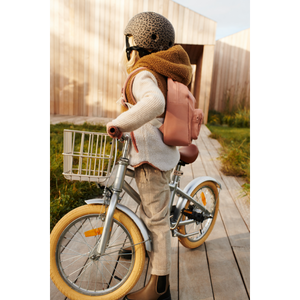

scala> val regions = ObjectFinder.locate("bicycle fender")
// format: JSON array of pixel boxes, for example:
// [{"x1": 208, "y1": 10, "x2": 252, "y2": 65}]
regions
[
  {"x1": 85, "y1": 199, "x2": 152, "y2": 252},
  {"x1": 175, "y1": 176, "x2": 221, "y2": 218}
]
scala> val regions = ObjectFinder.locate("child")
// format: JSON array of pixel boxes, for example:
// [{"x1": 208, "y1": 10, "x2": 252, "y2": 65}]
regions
[{"x1": 107, "y1": 12, "x2": 192, "y2": 300}]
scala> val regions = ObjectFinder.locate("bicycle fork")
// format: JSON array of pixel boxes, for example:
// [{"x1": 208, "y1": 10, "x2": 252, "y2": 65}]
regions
[{"x1": 92, "y1": 135, "x2": 131, "y2": 257}]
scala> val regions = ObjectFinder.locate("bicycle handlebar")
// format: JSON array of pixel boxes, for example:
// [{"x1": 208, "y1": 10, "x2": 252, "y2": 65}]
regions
[{"x1": 107, "y1": 125, "x2": 123, "y2": 139}]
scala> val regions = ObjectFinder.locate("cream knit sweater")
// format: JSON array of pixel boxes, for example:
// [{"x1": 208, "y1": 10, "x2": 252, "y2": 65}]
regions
[{"x1": 112, "y1": 70, "x2": 179, "y2": 171}]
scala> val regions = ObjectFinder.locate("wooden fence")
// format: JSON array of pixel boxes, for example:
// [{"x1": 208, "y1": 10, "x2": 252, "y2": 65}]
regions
[
  {"x1": 209, "y1": 28, "x2": 250, "y2": 112},
  {"x1": 50, "y1": 0, "x2": 216, "y2": 122}
]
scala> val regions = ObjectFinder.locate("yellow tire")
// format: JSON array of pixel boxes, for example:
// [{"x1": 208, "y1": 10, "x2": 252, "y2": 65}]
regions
[
  {"x1": 50, "y1": 205, "x2": 145, "y2": 300},
  {"x1": 178, "y1": 181, "x2": 219, "y2": 249}
]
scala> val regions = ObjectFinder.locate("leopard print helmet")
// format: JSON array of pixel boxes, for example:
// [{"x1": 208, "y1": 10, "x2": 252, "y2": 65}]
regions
[{"x1": 124, "y1": 12, "x2": 175, "y2": 52}]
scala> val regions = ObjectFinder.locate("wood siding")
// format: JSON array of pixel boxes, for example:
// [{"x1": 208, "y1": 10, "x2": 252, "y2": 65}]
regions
[
  {"x1": 50, "y1": 0, "x2": 216, "y2": 121},
  {"x1": 209, "y1": 28, "x2": 250, "y2": 112}
]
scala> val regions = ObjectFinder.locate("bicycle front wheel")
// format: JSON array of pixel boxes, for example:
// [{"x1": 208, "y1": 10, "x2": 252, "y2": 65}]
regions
[
  {"x1": 178, "y1": 181, "x2": 219, "y2": 249},
  {"x1": 50, "y1": 204, "x2": 145, "y2": 300}
]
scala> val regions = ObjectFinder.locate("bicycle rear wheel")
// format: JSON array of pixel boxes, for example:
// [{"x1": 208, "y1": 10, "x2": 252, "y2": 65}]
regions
[
  {"x1": 50, "y1": 204, "x2": 145, "y2": 300},
  {"x1": 178, "y1": 181, "x2": 219, "y2": 249}
]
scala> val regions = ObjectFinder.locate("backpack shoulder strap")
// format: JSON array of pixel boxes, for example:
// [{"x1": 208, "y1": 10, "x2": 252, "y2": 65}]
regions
[
  {"x1": 149, "y1": 118, "x2": 162, "y2": 128},
  {"x1": 120, "y1": 67, "x2": 164, "y2": 129},
  {"x1": 120, "y1": 67, "x2": 147, "y2": 108}
]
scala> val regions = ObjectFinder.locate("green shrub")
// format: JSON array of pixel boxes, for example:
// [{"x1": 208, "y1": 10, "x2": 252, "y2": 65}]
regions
[
  {"x1": 207, "y1": 110, "x2": 223, "y2": 125},
  {"x1": 208, "y1": 108, "x2": 250, "y2": 128}
]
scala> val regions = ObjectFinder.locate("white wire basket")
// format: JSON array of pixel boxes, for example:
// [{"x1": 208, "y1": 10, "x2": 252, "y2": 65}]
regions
[{"x1": 62, "y1": 129, "x2": 118, "y2": 183}]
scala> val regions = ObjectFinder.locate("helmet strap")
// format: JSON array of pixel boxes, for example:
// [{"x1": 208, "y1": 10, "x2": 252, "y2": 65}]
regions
[{"x1": 125, "y1": 36, "x2": 152, "y2": 61}]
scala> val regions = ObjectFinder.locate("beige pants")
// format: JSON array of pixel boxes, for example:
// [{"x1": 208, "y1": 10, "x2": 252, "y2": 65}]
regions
[{"x1": 135, "y1": 164, "x2": 172, "y2": 276}]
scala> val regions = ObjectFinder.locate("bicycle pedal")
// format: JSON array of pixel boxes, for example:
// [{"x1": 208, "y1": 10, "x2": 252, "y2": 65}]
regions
[{"x1": 182, "y1": 208, "x2": 205, "y2": 223}]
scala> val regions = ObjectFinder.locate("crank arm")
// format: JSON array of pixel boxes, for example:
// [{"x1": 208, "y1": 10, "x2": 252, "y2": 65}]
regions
[{"x1": 176, "y1": 187, "x2": 211, "y2": 215}]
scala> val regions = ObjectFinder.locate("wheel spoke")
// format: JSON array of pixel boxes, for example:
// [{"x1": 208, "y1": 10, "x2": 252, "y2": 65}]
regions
[
  {"x1": 180, "y1": 185, "x2": 218, "y2": 243},
  {"x1": 73, "y1": 223, "x2": 93, "y2": 250},
  {"x1": 67, "y1": 260, "x2": 93, "y2": 278},
  {"x1": 53, "y1": 209, "x2": 144, "y2": 296},
  {"x1": 63, "y1": 253, "x2": 89, "y2": 270}
]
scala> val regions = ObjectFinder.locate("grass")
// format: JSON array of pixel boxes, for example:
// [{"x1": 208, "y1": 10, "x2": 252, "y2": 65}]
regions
[
  {"x1": 50, "y1": 123, "x2": 109, "y2": 232},
  {"x1": 206, "y1": 125, "x2": 250, "y2": 196}
]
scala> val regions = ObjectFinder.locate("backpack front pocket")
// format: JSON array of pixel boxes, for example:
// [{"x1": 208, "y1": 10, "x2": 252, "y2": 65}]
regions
[{"x1": 191, "y1": 109, "x2": 203, "y2": 140}]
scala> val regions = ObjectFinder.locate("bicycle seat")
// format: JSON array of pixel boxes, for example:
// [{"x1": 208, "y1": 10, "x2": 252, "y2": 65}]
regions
[{"x1": 179, "y1": 144, "x2": 199, "y2": 164}]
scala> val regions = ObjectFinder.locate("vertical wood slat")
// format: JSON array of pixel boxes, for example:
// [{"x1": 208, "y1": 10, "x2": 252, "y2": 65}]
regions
[
  {"x1": 209, "y1": 41, "x2": 219, "y2": 110},
  {"x1": 50, "y1": 0, "x2": 55, "y2": 114},
  {"x1": 51, "y1": 0, "x2": 217, "y2": 119},
  {"x1": 115, "y1": 0, "x2": 123, "y2": 119},
  {"x1": 198, "y1": 13, "x2": 205, "y2": 45},
  {"x1": 172, "y1": 1, "x2": 179, "y2": 43},
  {"x1": 202, "y1": 17, "x2": 209, "y2": 45},
  {"x1": 187, "y1": 11, "x2": 195, "y2": 44},
  {"x1": 58, "y1": 0, "x2": 64, "y2": 115},
  {"x1": 143, "y1": 0, "x2": 149, "y2": 11},
  {"x1": 209, "y1": 29, "x2": 250, "y2": 112},
  {"x1": 107, "y1": 0, "x2": 115, "y2": 118},
  {"x1": 69, "y1": 0, "x2": 74, "y2": 116},
  {"x1": 246, "y1": 28, "x2": 253, "y2": 107},
  {"x1": 73, "y1": 0, "x2": 79, "y2": 115},
  {"x1": 214, "y1": 40, "x2": 223, "y2": 111},
  {"x1": 221, "y1": 36, "x2": 231, "y2": 112},
  {"x1": 182, "y1": 7, "x2": 189, "y2": 44},
  {"x1": 78, "y1": 0, "x2": 84, "y2": 116},
  {"x1": 199, "y1": 45, "x2": 215, "y2": 123},
  {"x1": 64, "y1": 0, "x2": 70, "y2": 115},
  {"x1": 88, "y1": 0, "x2": 94, "y2": 117},
  {"x1": 177, "y1": 4, "x2": 184, "y2": 43},
  {"x1": 236, "y1": 32, "x2": 247, "y2": 108},
  {"x1": 226, "y1": 33, "x2": 238, "y2": 107},
  {"x1": 83, "y1": 0, "x2": 90, "y2": 116},
  {"x1": 93, "y1": 0, "x2": 100, "y2": 117}
]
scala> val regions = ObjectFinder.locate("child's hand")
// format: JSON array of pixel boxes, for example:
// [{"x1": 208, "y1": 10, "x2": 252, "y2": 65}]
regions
[{"x1": 106, "y1": 122, "x2": 122, "y2": 139}]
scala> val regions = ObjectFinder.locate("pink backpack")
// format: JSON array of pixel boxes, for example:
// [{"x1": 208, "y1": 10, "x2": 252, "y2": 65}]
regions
[{"x1": 120, "y1": 67, "x2": 203, "y2": 146}]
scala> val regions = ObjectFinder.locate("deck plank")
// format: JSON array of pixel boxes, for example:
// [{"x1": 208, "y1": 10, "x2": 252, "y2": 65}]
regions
[
  {"x1": 178, "y1": 150, "x2": 214, "y2": 300},
  {"x1": 205, "y1": 213, "x2": 248, "y2": 300},
  {"x1": 233, "y1": 247, "x2": 253, "y2": 299},
  {"x1": 197, "y1": 127, "x2": 250, "y2": 297},
  {"x1": 179, "y1": 243, "x2": 214, "y2": 300},
  {"x1": 50, "y1": 279, "x2": 66, "y2": 300},
  {"x1": 200, "y1": 127, "x2": 250, "y2": 294},
  {"x1": 201, "y1": 126, "x2": 250, "y2": 230},
  {"x1": 170, "y1": 234, "x2": 179, "y2": 300}
]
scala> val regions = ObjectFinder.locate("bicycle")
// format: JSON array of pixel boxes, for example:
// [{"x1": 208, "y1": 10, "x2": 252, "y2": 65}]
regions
[{"x1": 50, "y1": 129, "x2": 221, "y2": 300}]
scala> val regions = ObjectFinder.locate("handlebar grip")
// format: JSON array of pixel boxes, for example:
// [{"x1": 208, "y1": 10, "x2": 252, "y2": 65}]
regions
[{"x1": 107, "y1": 125, "x2": 122, "y2": 138}]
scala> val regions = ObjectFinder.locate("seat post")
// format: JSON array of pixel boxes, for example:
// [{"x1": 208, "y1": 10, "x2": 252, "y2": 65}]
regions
[
  {"x1": 169, "y1": 163, "x2": 184, "y2": 214},
  {"x1": 171, "y1": 163, "x2": 183, "y2": 184}
]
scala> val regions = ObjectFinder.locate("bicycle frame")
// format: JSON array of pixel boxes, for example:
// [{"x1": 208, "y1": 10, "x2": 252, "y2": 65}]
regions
[{"x1": 88, "y1": 134, "x2": 221, "y2": 257}]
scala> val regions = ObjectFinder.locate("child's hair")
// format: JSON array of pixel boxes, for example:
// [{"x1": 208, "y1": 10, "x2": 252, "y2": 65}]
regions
[{"x1": 120, "y1": 36, "x2": 140, "y2": 73}]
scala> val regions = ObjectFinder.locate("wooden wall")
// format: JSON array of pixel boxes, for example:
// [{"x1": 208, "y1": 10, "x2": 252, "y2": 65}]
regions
[
  {"x1": 209, "y1": 28, "x2": 250, "y2": 112},
  {"x1": 50, "y1": 0, "x2": 216, "y2": 121}
]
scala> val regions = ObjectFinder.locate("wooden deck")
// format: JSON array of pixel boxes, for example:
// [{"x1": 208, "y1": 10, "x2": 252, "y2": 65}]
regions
[{"x1": 50, "y1": 115, "x2": 250, "y2": 300}]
